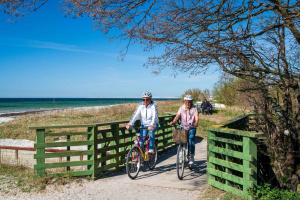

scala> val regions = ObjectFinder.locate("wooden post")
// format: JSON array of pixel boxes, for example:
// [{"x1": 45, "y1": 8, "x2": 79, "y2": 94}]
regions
[
  {"x1": 87, "y1": 126, "x2": 96, "y2": 177},
  {"x1": 207, "y1": 130, "x2": 216, "y2": 186},
  {"x1": 120, "y1": 127, "x2": 126, "y2": 162},
  {"x1": 243, "y1": 136, "x2": 257, "y2": 197},
  {"x1": 36, "y1": 129, "x2": 45, "y2": 176},
  {"x1": 111, "y1": 124, "x2": 119, "y2": 170},
  {"x1": 67, "y1": 134, "x2": 70, "y2": 171}
]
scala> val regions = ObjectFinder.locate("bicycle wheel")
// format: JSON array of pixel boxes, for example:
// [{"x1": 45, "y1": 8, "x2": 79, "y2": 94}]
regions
[
  {"x1": 147, "y1": 144, "x2": 158, "y2": 170},
  {"x1": 176, "y1": 144, "x2": 185, "y2": 180},
  {"x1": 126, "y1": 146, "x2": 141, "y2": 179}
]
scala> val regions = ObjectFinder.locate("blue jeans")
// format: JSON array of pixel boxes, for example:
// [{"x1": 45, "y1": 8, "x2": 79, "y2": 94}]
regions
[
  {"x1": 140, "y1": 124, "x2": 158, "y2": 150},
  {"x1": 180, "y1": 128, "x2": 196, "y2": 156},
  {"x1": 202, "y1": 107, "x2": 210, "y2": 115}
]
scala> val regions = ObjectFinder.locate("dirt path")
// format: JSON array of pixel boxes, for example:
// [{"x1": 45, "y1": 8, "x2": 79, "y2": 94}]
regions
[{"x1": 3, "y1": 138, "x2": 207, "y2": 200}]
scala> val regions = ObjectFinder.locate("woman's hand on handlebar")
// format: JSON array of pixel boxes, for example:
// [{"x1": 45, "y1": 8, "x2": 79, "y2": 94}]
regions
[
  {"x1": 193, "y1": 122, "x2": 198, "y2": 127},
  {"x1": 169, "y1": 122, "x2": 174, "y2": 126}
]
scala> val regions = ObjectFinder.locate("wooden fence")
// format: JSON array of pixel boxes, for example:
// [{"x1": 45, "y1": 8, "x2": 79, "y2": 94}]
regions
[
  {"x1": 29, "y1": 115, "x2": 176, "y2": 178},
  {"x1": 207, "y1": 115, "x2": 264, "y2": 199}
]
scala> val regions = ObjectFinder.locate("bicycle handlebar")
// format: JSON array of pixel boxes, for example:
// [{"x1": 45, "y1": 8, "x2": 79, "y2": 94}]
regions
[{"x1": 173, "y1": 123, "x2": 197, "y2": 129}]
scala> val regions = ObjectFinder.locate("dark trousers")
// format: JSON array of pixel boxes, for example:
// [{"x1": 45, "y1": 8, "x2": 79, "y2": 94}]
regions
[{"x1": 202, "y1": 107, "x2": 210, "y2": 115}]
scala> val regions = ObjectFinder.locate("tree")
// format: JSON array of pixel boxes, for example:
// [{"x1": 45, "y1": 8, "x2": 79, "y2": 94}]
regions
[
  {"x1": 1, "y1": 0, "x2": 300, "y2": 190},
  {"x1": 181, "y1": 88, "x2": 201, "y2": 101}
]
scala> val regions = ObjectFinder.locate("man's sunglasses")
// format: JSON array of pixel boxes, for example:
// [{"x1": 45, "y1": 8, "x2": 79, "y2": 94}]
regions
[{"x1": 143, "y1": 99, "x2": 150, "y2": 102}]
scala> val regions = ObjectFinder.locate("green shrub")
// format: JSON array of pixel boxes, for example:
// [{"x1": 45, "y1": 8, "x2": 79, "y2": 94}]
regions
[{"x1": 249, "y1": 184, "x2": 300, "y2": 200}]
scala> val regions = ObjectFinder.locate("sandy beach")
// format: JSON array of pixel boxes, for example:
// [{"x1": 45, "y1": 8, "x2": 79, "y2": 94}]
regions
[{"x1": 0, "y1": 105, "x2": 116, "y2": 124}]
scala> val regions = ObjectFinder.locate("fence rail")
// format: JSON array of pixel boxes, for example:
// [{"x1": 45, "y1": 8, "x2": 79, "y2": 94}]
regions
[
  {"x1": 207, "y1": 115, "x2": 264, "y2": 199},
  {"x1": 29, "y1": 115, "x2": 176, "y2": 178}
]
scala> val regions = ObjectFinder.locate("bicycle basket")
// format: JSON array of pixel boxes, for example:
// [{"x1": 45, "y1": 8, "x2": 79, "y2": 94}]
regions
[{"x1": 172, "y1": 129, "x2": 189, "y2": 143}]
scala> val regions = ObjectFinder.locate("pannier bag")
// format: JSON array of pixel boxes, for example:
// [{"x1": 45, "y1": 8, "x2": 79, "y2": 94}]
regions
[{"x1": 172, "y1": 129, "x2": 189, "y2": 143}]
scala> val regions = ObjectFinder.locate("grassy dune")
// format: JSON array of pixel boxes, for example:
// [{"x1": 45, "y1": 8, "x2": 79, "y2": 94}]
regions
[{"x1": 0, "y1": 100, "x2": 244, "y2": 141}]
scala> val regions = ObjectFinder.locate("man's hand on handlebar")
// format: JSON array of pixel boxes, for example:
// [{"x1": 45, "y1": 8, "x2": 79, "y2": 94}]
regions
[
  {"x1": 193, "y1": 122, "x2": 198, "y2": 127},
  {"x1": 126, "y1": 124, "x2": 132, "y2": 130},
  {"x1": 148, "y1": 125, "x2": 153, "y2": 130},
  {"x1": 169, "y1": 122, "x2": 175, "y2": 126}
]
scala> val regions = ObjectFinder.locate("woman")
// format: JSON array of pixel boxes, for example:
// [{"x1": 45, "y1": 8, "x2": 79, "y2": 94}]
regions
[{"x1": 170, "y1": 95, "x2": 198, "y2": 164}]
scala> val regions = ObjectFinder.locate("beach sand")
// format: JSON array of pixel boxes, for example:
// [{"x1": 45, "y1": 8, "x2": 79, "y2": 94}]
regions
[{"x1": 0, "y1": 105, "x2": 116, "y2": 124}]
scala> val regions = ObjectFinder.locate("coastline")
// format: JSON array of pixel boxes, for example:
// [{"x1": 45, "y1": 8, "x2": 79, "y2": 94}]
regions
[{"x1": 0, "y1": 104, "x2": 117, "y2": 124}]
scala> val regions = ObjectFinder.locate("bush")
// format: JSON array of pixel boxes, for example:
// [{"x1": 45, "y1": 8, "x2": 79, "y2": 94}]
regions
[{"x1": 249, "y1": 184, "x2": 300, "y2": 200}]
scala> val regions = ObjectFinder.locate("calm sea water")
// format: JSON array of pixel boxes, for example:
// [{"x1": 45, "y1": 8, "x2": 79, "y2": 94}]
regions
[{"x1": 0, "y1": 98, "x2": 179, "y2": 114}]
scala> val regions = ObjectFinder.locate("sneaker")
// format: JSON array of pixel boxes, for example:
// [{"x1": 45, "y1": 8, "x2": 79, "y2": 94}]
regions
[
  {"x1": 189, "y1": 158, "x2": 194, "y2": 165},
  {"x1": 148, "y1": 149, "x2": 154, "y2": 154}
]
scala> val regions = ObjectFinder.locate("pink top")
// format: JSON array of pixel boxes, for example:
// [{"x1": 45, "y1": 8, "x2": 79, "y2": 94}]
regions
[{"x1": 177, "y1": 104, "x2": 198, "y2": 130}]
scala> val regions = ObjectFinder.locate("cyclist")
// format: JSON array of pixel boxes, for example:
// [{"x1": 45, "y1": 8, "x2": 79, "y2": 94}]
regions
[
  {"x1": 170, "y1": 95, "x2": 199, "y2": 165},
  {"x1": 126, "y1": 92, "x2": 159, "y2": 154}
]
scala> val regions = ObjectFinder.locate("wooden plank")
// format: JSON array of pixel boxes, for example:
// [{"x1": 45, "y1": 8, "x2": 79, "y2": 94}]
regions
[
  {"x1": 47, "y1": 170, "x2": 93, "y2": 177},
  {"x1": 210, "y1": 179, "x2": 245, "y2": 197},
  {"x1": 243, "y1": 137, "x2": 258, "y2": 193},
  {"x1": 209, "y1": 146, "x2": 253, "y2": 161},
  {"x1": 34, "y1": 160, "x2": 93, "y2": 170},
  {"x1": 209, "y1": 157, "x2": 253, "y2": 175},
  {"x1": 29, "y1": 124, "x2": 97, "y2": 130},
  {"x1": 34, "y1": 141, "x2": 94, "y2": 148},
  {"x1": 110, "y1": 124, "x2": 119, "y2": 169},
  {"x1": 96, "y1": 162, "x2": 118, "y2": 172},
  {"x1": 207, "y1": 127, "x2": 264, "y2": 138},
  {"x1": 34, "y1": 150, "x2": 94, "y2": 159},
  {"x1": 207, "y1": 168, "x2": 253, "y2": 188},
  {"x1": 45, "y1": 132, "x2": 91, "y2": 137},
  {"x1": 36, "y1": 129, "x2": 45, "y2": 176},
  {"x1": 211, "y1": 137, "x2": 243, "y2": 146}
]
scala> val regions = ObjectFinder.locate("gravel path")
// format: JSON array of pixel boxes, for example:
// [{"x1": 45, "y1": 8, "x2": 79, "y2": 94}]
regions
[{"x1": 1, "y1": 138, "x2": 207, "y2": 200}]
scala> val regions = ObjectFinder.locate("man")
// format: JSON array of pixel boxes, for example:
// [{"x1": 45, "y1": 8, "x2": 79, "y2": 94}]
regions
[
  {"x1": 170, "y1": 95, "x2": 199, "y2": 165},
  {"x1": 201, "y1": 98, "x2": 212, "y2": 115},
  {"x1": 126, "y1": 92, "x2": 159, "y2": 153}
]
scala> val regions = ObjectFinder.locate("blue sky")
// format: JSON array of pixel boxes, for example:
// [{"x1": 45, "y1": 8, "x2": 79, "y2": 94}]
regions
[{"x1": 0, "y1": 1, "x2": 220, "y2": 98}]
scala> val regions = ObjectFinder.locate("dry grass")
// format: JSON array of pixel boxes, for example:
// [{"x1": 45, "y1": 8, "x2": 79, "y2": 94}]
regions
[{"x1": 200, "y1": 186, "x2": 246, "y2": 200}]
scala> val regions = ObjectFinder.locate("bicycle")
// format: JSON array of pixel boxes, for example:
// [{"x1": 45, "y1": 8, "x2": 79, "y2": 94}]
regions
[
  {"x1": 125, "y1": 126, "x2": 158, "y2": 179},
  {"x1": 173, "y1": 123, "x2": 196, "y2": 180}
]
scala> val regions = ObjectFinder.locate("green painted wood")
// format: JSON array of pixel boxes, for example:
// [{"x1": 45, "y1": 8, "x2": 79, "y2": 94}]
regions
[
  {"x1": 45, "y1": 132, "x2": 91, "y2": 137},
  {"x1": 211, "y1": 137, "x2": 243, "y2": 146},
  {"x1": 67, "y1": 135, "x2": 71, "y2": 171},
  {"x1": 209, "y1": 146, "x2": 253, "y2": 161},
  {"x1": 34, "y1": 150, "x2": 93, "y2": 159},
  {"x1": 29, "y1": 124, "x2": 97, "y2": 130},
  {"x1": 119, "y1": 127, "x2": 126, "y2": 162},
  {"x1": 47, "y1": 170, "x2": 93, "y2": 177},
  {"x1": 207, "y1": 127, "x2": 264, "y2": 138},
  {"x1": 34, "y1": 160, "x2": 93, "y2": 170},
  {"x1": 207, "y1": 130, "x2": 216, "y2": 186},
  {"x1": 207, "y1": 168, "x2": 253, "y2": 188},
  {"x1": 210, "y1": 179, "x2": 245, "y2": 197},
  {"x1": 99, "y1": 127, "x2": 107, "y2": 169},
  {"x1": 87, "y1": 126, "x2": 96, "y2": 177},
  {"x1": 209, "y1": 157, "x2": 253, "y2": 175},
  {"x1": 36, "y1": 129, "x2": 45, "y2": 176},
  {"x1": 111, "y1": 124, "x2": 119, "y2": 169},
  {"x1": 243, "y1": 137, "x2": 258, "y2": 194},
  {"x1": 34, "y1": 141, "x2": 94, "y2": 148}
]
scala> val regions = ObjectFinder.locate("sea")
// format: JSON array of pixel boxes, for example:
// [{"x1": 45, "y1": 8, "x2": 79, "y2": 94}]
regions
[{"x1": 0, "y1": 98, "x2": 179, "y2": 114}]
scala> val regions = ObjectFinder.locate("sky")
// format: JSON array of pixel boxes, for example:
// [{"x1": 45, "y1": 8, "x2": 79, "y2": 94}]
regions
[{"x1": 0, "y1": 1, "x2": 221, "y2": 98}]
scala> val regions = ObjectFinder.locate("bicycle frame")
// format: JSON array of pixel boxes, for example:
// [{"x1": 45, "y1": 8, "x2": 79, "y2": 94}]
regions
[{"x1": 132, "y1": 134, "x2": 150, "y2": 162}]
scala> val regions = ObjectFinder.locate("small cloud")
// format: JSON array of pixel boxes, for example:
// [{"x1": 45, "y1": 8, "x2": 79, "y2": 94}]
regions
[{"x1": 0, "y1": 36, "x2": 100, "y2": 54}]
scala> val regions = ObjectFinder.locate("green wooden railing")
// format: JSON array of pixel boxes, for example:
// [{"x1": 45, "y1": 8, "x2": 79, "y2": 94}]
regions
[
  {"x1": 207, "y1": 115, "x2": 264, "y2": 199},
  {"x1": 29, "y1": 115, "x2": 176, "y2": 178}
]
